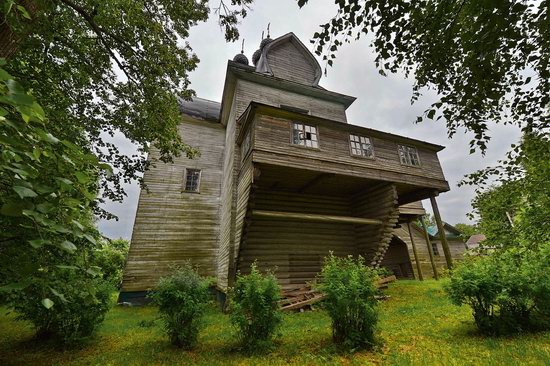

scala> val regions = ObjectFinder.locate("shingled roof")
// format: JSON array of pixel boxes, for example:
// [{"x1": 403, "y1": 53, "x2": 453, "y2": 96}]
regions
[{"x1": 178, "y1": 96, "x2": 221, "y2": 122}]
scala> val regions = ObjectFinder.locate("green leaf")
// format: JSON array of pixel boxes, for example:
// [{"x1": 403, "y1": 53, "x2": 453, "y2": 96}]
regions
[
  {"x1": 42, "y1": 298, "x2": 54, "y2": 309},
  {"x1": 13, "y1": 186, "x2": 38, "y2": 198},
  {"x1": 29, "y1": 239, "x2": 51, "y2": 248},
  {"x1": 56, "y1": 265, "x2": 78, "y2": 271},
  {"x1": 0, "y1": 280, "x2": 32, "y2": 292},
  {"x1": 50, "y1": 288, "x2": 68, "y2": 303},
  {"x1": 83, "y1": 234, "x2": 97, "y2": 245},
  {"x1": 74, "y1": 171, "x2": 90, "y2": 184},
  {"x1": 59, "y1": 240, "x2": 77, "y2": 253},
  {"x1": 1, "y1": 201, "x2": 28, "y2": 216}
]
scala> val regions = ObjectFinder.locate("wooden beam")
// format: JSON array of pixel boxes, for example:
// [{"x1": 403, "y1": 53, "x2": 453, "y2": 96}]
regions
[
  {"x1": 251, "y1": 210, "x2": 383, "y2": 225},
  {"x1": 429, "y1": 196, "x2": 453, "y2": 269},
  {"x1": 297, "y1": 173, "x2": 335, "y2": 193},
  {"x1": 407, "y1": 222, "x2": 424, "y2": 281},
  {"x1": 398, "y1": 189, "x2": 435, "y2": 205},
  {"x1": 420, "y1": 216, "x2": 439, "y2": 280}
]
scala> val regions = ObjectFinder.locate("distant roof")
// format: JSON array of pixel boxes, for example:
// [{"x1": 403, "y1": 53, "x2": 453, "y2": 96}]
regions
[
  {"x1": 466, "y1": 234, "x2": 486, "y2": 249},
  {"x1": 178, "y1": 97, "x2": 221, "y2": 122},
  {"x1": 427, "y1": 222, "x2": 462, "y2": 238}
]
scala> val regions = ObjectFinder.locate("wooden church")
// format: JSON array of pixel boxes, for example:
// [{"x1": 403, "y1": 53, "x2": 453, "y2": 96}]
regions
[{"x1": 119, "y1": 32, "x2": 455, "y2": 302}]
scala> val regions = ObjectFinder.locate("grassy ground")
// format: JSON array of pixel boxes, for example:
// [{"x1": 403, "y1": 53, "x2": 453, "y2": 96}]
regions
[{"x1": 1, "y1": 280, "x2": 549, "y2": 365}]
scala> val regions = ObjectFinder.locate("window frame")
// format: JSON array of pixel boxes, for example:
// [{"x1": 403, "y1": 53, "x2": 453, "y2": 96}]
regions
[
  {"x1": 183, "y1": 168, "x2": 202, "y2": 193},
  {"x1": 349, "y1": 133, "x2": 375, "y2": 159},
  {"x1": 289, "y1": 121, "x2": 320, "y2": 149},
  {"x1": 397, "y1": 144, "x2": 422, "y2": 167}
]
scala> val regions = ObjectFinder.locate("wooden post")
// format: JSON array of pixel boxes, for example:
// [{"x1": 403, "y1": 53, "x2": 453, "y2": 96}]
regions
[
  {"x1": 429, "y1": 195, "x2": 453, "y2": 269},
  {"x1": 407, "y1": 222, "x2": 423, "y2": 281},
  {"x1": 420, "y1": 216, "x2": 439, "y2": 280}
]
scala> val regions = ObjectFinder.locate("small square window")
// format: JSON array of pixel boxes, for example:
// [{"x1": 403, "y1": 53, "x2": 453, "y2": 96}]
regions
[
  {"x1": 398, "y1": 145, "x2": 421, "y2": 166},
  {"x1": 432, "y1": 243, "x2": 440, "y2": 256},
  {"x1": 184, "y1": 168, "x2": 201, "y2": 192},
  {"x1": 291, "y1": 122, "x2": 318, "y2": 148},
  {"x1": 350, "y1": 134, "x2": 374, "y2": 158}
]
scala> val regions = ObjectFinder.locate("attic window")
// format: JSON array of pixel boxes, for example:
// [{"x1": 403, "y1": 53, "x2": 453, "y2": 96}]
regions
[
  {"x1": 350, "y1": 134, "x2": 374, "y2": 158},
  {"x1": 280, "y1": 105, "x2": 310, "y2": 114},
  {"x1": 184, "y1": 168, "x2": 201, "y2": 193},
  {"x1": 398, "y1": 145, "x2": 421, "y2": 167},
  {"x1": 291, "y1": 122, "x2": 318, "y2": 148}
]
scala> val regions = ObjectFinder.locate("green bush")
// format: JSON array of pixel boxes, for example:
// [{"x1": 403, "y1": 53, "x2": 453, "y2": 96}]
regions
[
  {"x1": 7, "y1": 272, "x2": 113, "y2": 345},
  {"x1": 318, "y1": 253, "x2": 379, "y2": 350},
  {"x1": 92, "y1": 238, "x2": 129, "y2": 288},
  {"x1": 446, "y1": 243, "x2": 550, "y2": 335},
  {"x1": 230, "y1": 263, "x2": 282, "y2": 352},
  {"x1": 149, "y1": 263, "x2": 210, "y2": 349}
]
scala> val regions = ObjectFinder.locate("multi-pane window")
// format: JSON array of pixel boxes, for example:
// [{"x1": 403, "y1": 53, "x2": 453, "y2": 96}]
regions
[
  {"x1": 350, "y1": 134, "x2": 374, "y2": 158},
  {"x1": 398, "y1": 145, "x2": 421, "y2": 166},
  {"x1": 184, "y1": 168, "x2": 201, "y2": 192},
  {"x1": 291, "y1": 122, "x2": 318, "y2": 148},
  {"x1": 241, "y1": 130, "x2": 251, "y2": 161},
  {"x1": 432, "y1": 243, "x2": 440, "y2": 256}
]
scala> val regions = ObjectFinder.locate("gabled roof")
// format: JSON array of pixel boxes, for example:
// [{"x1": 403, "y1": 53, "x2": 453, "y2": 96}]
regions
[
  {"x1": 466, "y1": 234, "x2": 486, "y2": 249},
  {"x1": 427, "y1": 222, "x2": 462, "y2": 239},
  {"x1": 255, "y1": 32, "x2": 322, "y2": 86}
]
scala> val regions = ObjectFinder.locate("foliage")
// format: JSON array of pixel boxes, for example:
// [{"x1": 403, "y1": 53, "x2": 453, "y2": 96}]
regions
[
  {"x1": 467, "y1": 134, "x2": 550, "y2": 251},
  {"x1": 149, "y1": 263, "x2": 211, "y2": 349},
  {"x1": 2, "y1": 281, "x2": 550, "y2": 365},
  {"x1": 454, "y1": 223, "x2": 479, "y2": 242},
  {"x1": 229, "y1": 262, "x2": 282, "y2": 352},
  {"x1": 298, "y1": 0, "x2": 549, "y2": 155},
  {"x1": 91, "y1": 238, "x2": 129, "y2": 288},
  {"x1": 4, "y1": 271, "x2": 113, "y2": 345},
  {"x1": 3, "y1": 0, "x2": 251, "y2": 209},
  {"x1": 318, "y1": 253, "x2": 379, "y2": 350},
  {"x1": 0, "y1": 62, "x2": 109, "y2": 306},
  {"x1": 446, "y1": 243, "x2": 550, "y2": 335}
]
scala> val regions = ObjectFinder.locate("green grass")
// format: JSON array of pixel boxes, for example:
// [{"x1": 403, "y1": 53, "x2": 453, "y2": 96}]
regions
[{"x1": 1, "y1": 280, "x2": 549, "y2": 365}]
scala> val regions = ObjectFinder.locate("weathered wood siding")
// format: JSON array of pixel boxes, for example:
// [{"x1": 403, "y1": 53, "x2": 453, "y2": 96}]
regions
[
  {"x1": 122, "y1": 118, "x2": 225, "y2": 292},
  {"x1": 251, "y1": 115, "x2": 447, "y2": 190},
  {"x1": 238, "y1": 190, "x2": 356, "y2": 288},
  {"x1": 235, "y1": 80, "x2": 347, "y2": 123},
  {"x1": 352, "y1": 184, "x2": 400, "y2": 265},
  {"x1": 266, "y1": 40, "x2": 317, "y2": 85},
  {"x1": 216, "y1": 96, "x2": 238, "y2": 290},
  {"x1": 233, "y1": 158, "x2": 254, "y2": 272}
]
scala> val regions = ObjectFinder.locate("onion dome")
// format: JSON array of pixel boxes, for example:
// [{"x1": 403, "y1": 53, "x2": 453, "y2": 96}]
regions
[
  {"x1": 233, "y1": 52, "x2": 249, "y2": 65},
  {"x1": 252, "y1": 49, "x2": 261, "y2": 66},
  {"x1": 260, "y1": 36, "x2": 273, "y2": 50}
]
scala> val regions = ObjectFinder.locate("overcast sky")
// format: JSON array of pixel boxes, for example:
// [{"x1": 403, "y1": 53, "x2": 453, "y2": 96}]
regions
[{"x1": 98, "y1": 0, "x2": 521, "y2": 239}]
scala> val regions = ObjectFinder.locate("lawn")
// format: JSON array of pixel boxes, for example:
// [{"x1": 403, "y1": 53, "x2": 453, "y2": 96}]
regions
[{"x1": 1, "y1": 280, "x2": 549, "y2": 365}]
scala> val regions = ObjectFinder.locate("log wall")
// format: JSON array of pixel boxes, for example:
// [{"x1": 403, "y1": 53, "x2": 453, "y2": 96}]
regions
[{"x1": 121, "y1": 118, "x2": 225, "y2": 292}]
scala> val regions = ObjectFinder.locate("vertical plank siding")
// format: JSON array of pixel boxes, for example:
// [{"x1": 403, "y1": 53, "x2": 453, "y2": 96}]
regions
[
  {"x1": 266, "y1": 41, "x2": 317, "y2": 85},
  {"x1": 379, "y1": 237, "x2": 415, "y2": 279},
  {"x1": 121, "y1": 118, "x2": 225, "y2": 292}
]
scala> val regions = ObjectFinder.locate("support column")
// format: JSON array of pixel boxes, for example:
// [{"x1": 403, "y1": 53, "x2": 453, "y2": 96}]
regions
[
  {"x1": 421, "y1": 216, "x2": 439, "y2": 280},
  {"x1": 407, "y1": 222, "x2": 423, "y2": 281},
  {"x1": 429, "y1": 195, "x2": 453, "y2": 269}
]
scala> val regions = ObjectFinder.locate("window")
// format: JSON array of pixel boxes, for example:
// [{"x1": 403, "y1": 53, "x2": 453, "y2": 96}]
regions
[
  {"x1": 184, "y1": 168, "x2": 201, "y2": 192},
  {"x1": 350, "y1": 134, "x2": 374, "y2": 158},
  {"x1": 241, "y1": 130, "x2": 251, "y2": 161},
  {"x1": 432, "y1": 242, "x2": 440, "y2": 256},
  {"x1": 291, "y1": 122, "x2": 318, "y2": 148},
  {"x1": 398, "y1": 145, "x2": 421, "y2": 166}
]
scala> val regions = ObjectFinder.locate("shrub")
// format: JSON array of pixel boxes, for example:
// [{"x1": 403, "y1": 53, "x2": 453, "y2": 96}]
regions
[
  {"x1": 149, "y1": 263, "x2": 210, "y2": 349},
  {"x1": 92, "y1": 238, "x2": 130, "y2": 288},
  {"x1": 446, "y1": 242, "x2": 550, "y2": 335},
  {"x1": 318, "y1": 253, "x2": 379, "y2": 350},
  {"x1": 7, "y1": 272, "x2": 113, "y2": 345},
  {"x1": 230, "y1": 262, "x2": 282, "y2": 352}
]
